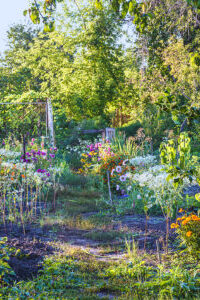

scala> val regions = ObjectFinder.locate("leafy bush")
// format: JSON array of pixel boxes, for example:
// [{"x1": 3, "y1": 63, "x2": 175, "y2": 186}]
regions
[
  {"x1": 118, "y1": 121, "x2": 141, "y2": 138},
  {"x1": 172, "y1": 212, "x2": 200, "y2": 257},
  {"x1": 0, "y1": 237, "x2": 15, "y2": 287}
]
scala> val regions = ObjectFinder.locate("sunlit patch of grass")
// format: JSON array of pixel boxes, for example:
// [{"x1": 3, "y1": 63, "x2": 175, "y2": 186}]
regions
[
  {"x1": 84, "y1": 230, "x2": 127, "y2": 243},
  {"x1": 57, "y1": 193, "x2": 100, "y2": 215},
  {"x1": 40, "y1": 214, "x2": 97, "y2": 230},
  {"x1": 65, "y1": 189, "x2": 101, "y2": 199}
]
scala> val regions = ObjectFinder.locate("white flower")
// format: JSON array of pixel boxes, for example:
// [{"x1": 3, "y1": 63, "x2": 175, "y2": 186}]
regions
[
  {"x1": 116, "y1": 185, "x2": 120, "y2": 191},
  {"x1": 111, "y1": 168, "x2": 115, "y2": 176},
  {"x1": 122, "y1": 159, "x2": 128, "y2": 166},
  {"x1": 127, "y1": 185, "x2": 132, "y2": 191},
  {"x1": 0, "y1": 149, "x2": 21, "y2": 158},
  {"x1": 116, "y1": 166, "x2": 122, "y2": 173},
  {"x1": 137, "y1": 194, "x2": 142, "y2": 199},
  {"x1": 130, "y1": 155, "x2": 156, "y2": 166},
  {"x1": 120, "y1": 175, "x2": 126, "y2": 182},
  {"x1": 125, "y1": 172, "x2": 131, "y2": 178}
]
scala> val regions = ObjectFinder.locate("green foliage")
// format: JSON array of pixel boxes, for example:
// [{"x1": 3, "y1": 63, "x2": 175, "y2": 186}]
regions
[
  {"x1": 118, "y1": 121, "x2": 141, "y2": 138},
  {"x1": 1, "y1": 242, "x2": 200, "y2": 299},
  {"x1": 0, "y1": 237, "x2": 15, "y2": 287},
  {"x1": 160, "y1": 133, "x2": 197, "y2": 188}
]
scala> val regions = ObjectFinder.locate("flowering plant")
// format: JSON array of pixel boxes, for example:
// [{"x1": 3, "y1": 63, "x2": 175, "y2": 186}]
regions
[
  {"x1": 0, "y1": 137, "x2": 61, "y2": 227},
  {"x1": 78, "y1": 139, "x2": 111, "y2": 174},
  {"x1": 129, "y1": 155, "x2": 156, "y2": 168},
  {"x1": 171, "y1": 211, "x2": 200, "y2": 257},
  {"x1": 21, "y1": 138, "x2": 57, "y2": 177},
  {"x1": 99, "y1": 154, "x2": 135, "y2": 194}
]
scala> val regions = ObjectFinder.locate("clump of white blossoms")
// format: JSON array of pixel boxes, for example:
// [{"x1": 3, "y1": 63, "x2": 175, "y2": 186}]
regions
[
  {"x1": 133, "y1": 169, "x2": 169, "y2": 190},
  {"x1": 132, "y1": 164, "x2": 196, "y2": 191},
  {"x1": 129, "y1": 155, "x2": 157, "y2": 166},
  {"x1": 0, "y1": 149, "x2": 21, "y2": 158}
]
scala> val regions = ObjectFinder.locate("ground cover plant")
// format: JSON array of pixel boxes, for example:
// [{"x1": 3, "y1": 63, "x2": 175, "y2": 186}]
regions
[{"x1": 0, "y1": 0, "x2": 200, "y2": 299}]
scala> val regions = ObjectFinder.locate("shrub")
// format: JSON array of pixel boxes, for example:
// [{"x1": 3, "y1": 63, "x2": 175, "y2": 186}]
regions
[
  {"x1": 0, "y1": 237, "x2": 15, "y2": 287},
  {"x1": 172, "y1": 212, "x2": 200, "y2": 257}
]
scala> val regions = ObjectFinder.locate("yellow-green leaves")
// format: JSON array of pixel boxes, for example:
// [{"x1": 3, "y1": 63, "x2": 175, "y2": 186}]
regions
[{"x1": 195, "y1": 193, "x2": 200, "y2": 201}]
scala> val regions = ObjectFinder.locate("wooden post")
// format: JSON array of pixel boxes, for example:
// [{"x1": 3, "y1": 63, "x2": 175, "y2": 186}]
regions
[
  {"x1": 47, "y1": 99, "x2": 55, "y2": 147},
  {"x1": 107, "y1": 170, "x2": 113, "y2": 206},
  {"x1": 156, "y1": 240, "x2": 162, "y2": 264},
  {"x1": 105, "y1": 128, "x2": 115, "y2": 141},
  {"x1": 23, "y1": 135, "x2": 26, "y2": 161}
]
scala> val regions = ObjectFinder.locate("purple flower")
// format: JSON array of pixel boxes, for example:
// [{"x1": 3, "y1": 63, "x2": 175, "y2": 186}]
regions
[
  {"x1": 2, "y1": 141, "x2": 5, "y2": 145},
  {"x1": 46, "y1": 172, "x2": 50, "y2": 177},
  {"x1": 41, "y1": 151, "x2": 47, "y2": 156},
  {"x1": 41, "y1": 169, "x2": 46, "y2": 173},
  {"x1": 37, "y1": 169, "x2": 42, "y2": 173},
  {"x1": 54, "y1": 147, "x2": 57, "y2": 151},
  {"x1": 49, "y1": 153, "x2": 55, "y2": 158}
]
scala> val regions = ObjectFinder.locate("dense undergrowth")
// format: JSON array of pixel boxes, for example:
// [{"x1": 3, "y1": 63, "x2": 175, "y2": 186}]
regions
[{"x1": 1, "y1": 238, "x2": 200, "y2": 299}]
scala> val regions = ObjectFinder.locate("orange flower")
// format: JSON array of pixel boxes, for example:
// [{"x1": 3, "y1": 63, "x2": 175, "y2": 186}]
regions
[
  {"x1": 11, "y1": 172, "x2": 15, "y2": 176},
  {"x1": 186, "y1": 231, "x2": 192, "y2": 237},
  {"x1": 182, "y1": 220, "x2": 188, "y2": 225},
  {"x1": 171, "y1": 223, "x2": 179, "y2": 229},
  {"x1": 21, "y1": 174, "x2": 25, "y2": 178},
  {"x1": 11, "y1": 177, "x2": 14, "y2": 181},
  {"x1": 191, "y1": 215, "x2": 200, "y2": 221},
  {"x1": 179, "y1": 208, "x2": 184, "y2": 213},
  {"x1": 185, "y1": 217, "x2": 191, "y2": 222}
]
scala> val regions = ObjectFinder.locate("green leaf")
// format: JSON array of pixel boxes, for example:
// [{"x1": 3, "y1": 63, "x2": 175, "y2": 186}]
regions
[
  {"x1": 30, "y1": 12, "x2": 40, "y2": 24},
  {"x1": 195, "y1": 193, "x2": 200, "y2": 201}
]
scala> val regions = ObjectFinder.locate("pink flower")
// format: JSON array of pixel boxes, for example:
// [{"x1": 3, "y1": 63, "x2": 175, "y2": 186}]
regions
[{"x1": 32, "y1": 138, "x2": 35, "y2": 142}]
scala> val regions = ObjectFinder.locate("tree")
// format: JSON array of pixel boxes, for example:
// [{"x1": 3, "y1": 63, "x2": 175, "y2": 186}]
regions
[
  {"x1": 26, "y1": 0, "x2": 200, "y2": 32},
  {"x1": 1, "y1": 3, "x2": 125, "y2": 122}
]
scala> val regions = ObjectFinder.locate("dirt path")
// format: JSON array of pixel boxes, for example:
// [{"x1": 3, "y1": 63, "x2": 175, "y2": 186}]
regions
[{"x1": 0, "y1": 214, "x2": 169, "y2": 282}]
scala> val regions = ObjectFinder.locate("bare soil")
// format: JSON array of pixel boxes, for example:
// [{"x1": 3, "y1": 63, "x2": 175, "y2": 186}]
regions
[{"x1": 0, "y1": 214, "x2": 174, "y2": 282}]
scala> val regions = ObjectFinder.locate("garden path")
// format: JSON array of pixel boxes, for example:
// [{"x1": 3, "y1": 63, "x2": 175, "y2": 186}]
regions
[{"x1": 0, "y1": 213, "x2": 168, "y2": 282}]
